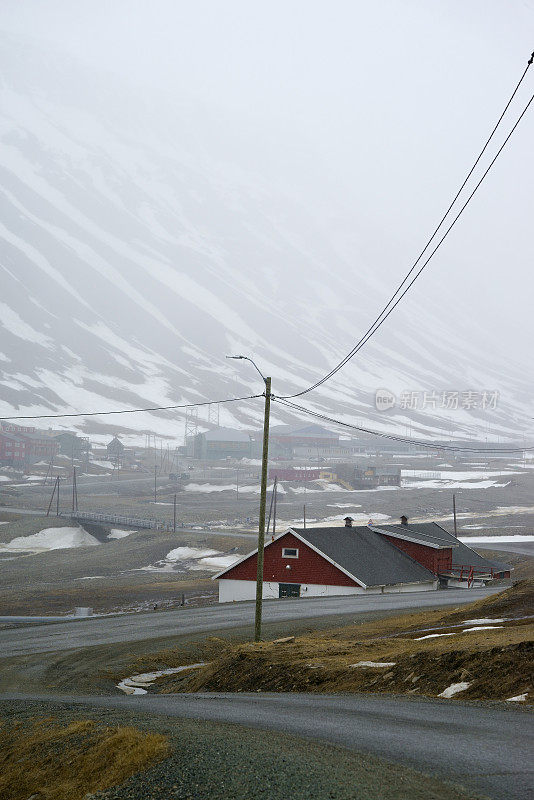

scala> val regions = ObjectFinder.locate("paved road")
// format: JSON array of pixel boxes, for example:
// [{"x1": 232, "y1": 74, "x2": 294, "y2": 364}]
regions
[
  {"x1": 4, "y1": 691, "x2": 532, "y2": 800},
  {"x1": 0, "y1": 587, "x2": 499, "y2": 656},
  {"x1": 470, "y1": 541, "x2": 534, "y2": 556},
  {"x1": 0, "y1": 506, "x2": 48, "y2": 516}
]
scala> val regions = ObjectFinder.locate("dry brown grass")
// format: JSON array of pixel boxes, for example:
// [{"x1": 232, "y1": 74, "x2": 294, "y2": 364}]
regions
[
  {"x1": 165, "y1": 581, "x2": 533, "y2": 701},
  {"x1": 0, "y1": 717, "x2": 169, "y2": 800},
  {"x1": 444, "y1": 578, "x2": 534, "y2": 620}
]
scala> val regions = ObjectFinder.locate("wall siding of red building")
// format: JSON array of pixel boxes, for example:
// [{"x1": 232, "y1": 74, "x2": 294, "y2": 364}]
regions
[
  {"x1": 222, "y1": 532, "x2": 361, "y2": 587},
  {"x1": 381, "y1": 534, "x2": 452, "y2": 574}
]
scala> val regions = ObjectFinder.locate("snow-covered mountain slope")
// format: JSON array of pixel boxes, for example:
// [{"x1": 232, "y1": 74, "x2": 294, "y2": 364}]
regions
[{"x1": 0, "y1": 36, "x2": 531, "y2": 444}]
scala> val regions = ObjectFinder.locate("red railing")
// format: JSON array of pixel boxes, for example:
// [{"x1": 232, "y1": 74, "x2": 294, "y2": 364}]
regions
[{"x1": 450, "y1": 564, "x2": 494, "y2": 588}]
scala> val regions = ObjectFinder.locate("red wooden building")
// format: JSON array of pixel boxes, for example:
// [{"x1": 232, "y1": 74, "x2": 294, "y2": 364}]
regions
[
  {"x1": 0, "y1": 422, "x2": 58, "y2": 466},
  {"x1": 214, "y1": 517, "x2": 511, "y2": 602},
  {"x1": 0, "y1": 431, "x2": 29, "y2": 466}
]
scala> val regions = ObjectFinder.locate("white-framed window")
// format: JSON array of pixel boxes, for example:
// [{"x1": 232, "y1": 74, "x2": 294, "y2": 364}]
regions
[{"x1": 282, "y1": 547, "x2": 299, "y2": 558}]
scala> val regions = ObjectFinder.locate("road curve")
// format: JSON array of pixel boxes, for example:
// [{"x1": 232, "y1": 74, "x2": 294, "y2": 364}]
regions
[
  {"x1": 4, "y1": 692, "x2": 532, "y2": 800},
  {"x1": 0, "y1": 587, "x2": 500, "y2": 657}
]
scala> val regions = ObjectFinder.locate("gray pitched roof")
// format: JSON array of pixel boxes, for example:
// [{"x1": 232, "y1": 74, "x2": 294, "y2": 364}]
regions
[
  {"x1": 370, "y1": 522, "x2": 459, "y2": 550},
  {"x1": 373, "y1": 522, "x2": 511, "y2": 573},
  {"x1": 203, "y1": 427, "x2": 250, "y2": 442},
  {"x1": 291, "y1": 526, "x2": 435, "y2": 588},
  {"x1": 450, "y1": 539, "x2": 512, "y2": 573}
]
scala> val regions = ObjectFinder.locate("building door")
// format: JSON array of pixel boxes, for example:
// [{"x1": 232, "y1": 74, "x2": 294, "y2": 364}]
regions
[{"x1": 279, "y1": 583, "x2": 301, "y2": 598}]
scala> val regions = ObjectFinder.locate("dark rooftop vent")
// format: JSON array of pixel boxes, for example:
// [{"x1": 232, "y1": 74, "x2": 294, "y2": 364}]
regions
[
  {"x1": 344, "y1": 516, "x2": 354, "y2": 528},
  {"x1": 400, "y1": 515, "x2": 408, "y2": 526}
]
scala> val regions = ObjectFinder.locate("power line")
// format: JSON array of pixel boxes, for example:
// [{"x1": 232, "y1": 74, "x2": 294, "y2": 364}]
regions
[
  {"x1": 281, "y1": 51, "x2": 534, "y2": 399},
  {"x1": 272, "y1": 397, "x2": 534, "y2": 452},
  {"x1": 0, "y1": 393, "x2": 263, "y2": 421}
]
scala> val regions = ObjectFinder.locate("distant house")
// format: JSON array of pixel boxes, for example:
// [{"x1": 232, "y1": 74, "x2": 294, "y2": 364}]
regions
[
  {"x1": 20, "y1": 431, "x2": 59, "y2": 465},
  {"x1": 187, "y1": 428, "x2": 252, "y2": 460},
  {"x1": 107, "y1": 436, "x2": 125, "y2": 463},
  {"x1": 354, "y1": 466, "x2": 401, "y2": 489},
  {"x1": 335, "y1": 464, "x2": 401, "y2": 490},
  {"x1": 214, "y1": 517, "x2": 511, "y2": 602},
  {"x1": 49, "y1": 431, "x2": 90, "y2": 459},
  {"x1": 268, "y1": 423, "x2": 340, "y2": 459}
]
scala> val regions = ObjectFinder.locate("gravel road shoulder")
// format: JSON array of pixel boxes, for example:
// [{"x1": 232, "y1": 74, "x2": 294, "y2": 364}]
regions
[{"x1": 0, "y1": 698, "x2": 488, "y2": 800}]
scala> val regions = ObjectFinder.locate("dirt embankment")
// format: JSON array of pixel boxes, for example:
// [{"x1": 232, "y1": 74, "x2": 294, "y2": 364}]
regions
[
  {"x1": 443, "y1": 578, "x2": 533, "y2": 621},
  {"x1": 154, "y1": 581, "x2": 533, "y2": 702}
]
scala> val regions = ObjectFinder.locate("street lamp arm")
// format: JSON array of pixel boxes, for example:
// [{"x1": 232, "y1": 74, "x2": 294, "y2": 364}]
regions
[
  {"x1": 226, "y1": 355, "x2": 267, "y2": 384},
  {"x1": 225, "y1": 354, "x2": 271, "y2": 641}
]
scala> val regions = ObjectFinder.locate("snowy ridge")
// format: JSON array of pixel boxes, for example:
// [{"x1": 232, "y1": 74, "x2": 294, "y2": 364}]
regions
[{"x1": 0, "y1": 36, "x2": 532, "y2": 444}]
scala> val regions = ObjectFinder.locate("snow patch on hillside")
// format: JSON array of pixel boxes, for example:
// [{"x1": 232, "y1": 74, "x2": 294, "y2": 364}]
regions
[
  {"x1": 0, "y1": 526, "x2": 100, "y2": 552},
  {"x1": 140, "y1": 545, "x2": 240, "y2": 573}
]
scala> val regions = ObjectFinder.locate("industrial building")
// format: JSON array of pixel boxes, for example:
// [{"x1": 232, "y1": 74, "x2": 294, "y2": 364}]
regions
[{"x1": 187, "y1": 427, "x2": 253, "y2": 460}]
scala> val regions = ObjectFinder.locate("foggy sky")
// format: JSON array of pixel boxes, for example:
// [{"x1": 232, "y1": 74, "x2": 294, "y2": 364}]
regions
[{"x1": 2, "y1": 1, "x2": 533, "y2": 371}]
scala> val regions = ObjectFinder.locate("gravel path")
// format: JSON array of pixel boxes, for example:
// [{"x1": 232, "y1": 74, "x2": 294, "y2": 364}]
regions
[{"x1": 0, "y1": 698, "x2": 487, "y2": 800}]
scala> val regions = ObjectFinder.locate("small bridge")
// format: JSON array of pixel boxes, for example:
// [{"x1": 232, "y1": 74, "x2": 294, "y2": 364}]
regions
[{"x1": 69, "y1": 510, "x2": 180, "y2": 532}]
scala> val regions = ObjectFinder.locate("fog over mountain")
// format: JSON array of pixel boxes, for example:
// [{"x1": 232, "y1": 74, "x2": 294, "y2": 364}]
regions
[{"x1": 1, "y1": 2, "x2": 533, "y2": 445}]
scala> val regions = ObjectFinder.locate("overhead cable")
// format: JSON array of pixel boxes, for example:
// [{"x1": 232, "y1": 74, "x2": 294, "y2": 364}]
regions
[
  {"x1": 273, "y1": 396, "x2": 534, "y2": 452},
  {"x1": 0, "y1": 393, "x2": 263, "y2": 421},
  {"x1": 281, "y1": 51, "x2": 534, "y2": 399}
]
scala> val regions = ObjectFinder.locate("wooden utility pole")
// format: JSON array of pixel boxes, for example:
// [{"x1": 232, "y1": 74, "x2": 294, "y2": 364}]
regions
[
  {"x1": 254, "y1": 376, "x2": 271, "y2": 642},
  {"x1": 453, "y1": 493, "x2": 457, "y2": 537},
  {"x1": 303, "y1": 503, "x2": 306, "y2": 530},
  {"x1": 266, "y1": 483, "x2": 275, "y2": 535},
  {"x1": 43, "y1": 457, "x2": 53, "y2": 486},
  {"x1": 46, "y1": 476, "x2": 59, "y2": 517},
  {"x1": 173, "y1": 493, "x2": 177, "y2": 532},
  {"x1": 56, "y1": 476, "x2": 60, "y2": 516},
  {"x1": 72, "y1": 466, "x2": 78, "y2": 513},
  {"x1": 154, "y1": 464, "x2": 157, "y2": 505},
  {"x1": 272, "y1": 477, "x2": 277, "y2": 536}
]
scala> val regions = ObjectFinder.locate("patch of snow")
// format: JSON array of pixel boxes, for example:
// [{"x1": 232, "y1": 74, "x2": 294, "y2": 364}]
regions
[
  {"x1": 140, "y1": 546, "x2": 240, "y2": 573},
  {"x1": 462, "y1": 626, "x2": 504, "y2": 632},
  {"x1": 459, "y1": 535, "x2": 534, "y2": 544},
  {"x1": 325, "y1": 512, "x2": 390, "y2": 523},
  {"x1": 327, "y1": 503, "x2": 363, "y2": 508},
  {"x1": 405, "y1": 479, "x2": 508, "y2": 490},
  {"x1": 462, "y1": 618, "x2": 506, "y2": 625},
  {"x1": 191, "y1": 554, "x2": 240, "y2": 570},
  {"x1": 166, "y1": 546, "x2": 218, "y2": 561},
  {"x1": 350, "y1": 661, "x2": 396, "y2": 668},
  {"x1": 117, "y1": 662, "x2": 205, "y2": 695},
  {"x1": 415, "y1": 633, "x2": 457, "y2": 640},
  {"x1": 0, "y1": 526, "x2": 100, "y2": 552},
  {"x1": 108, "y1": 529, "x2": 135, "y2": 539},
  {"x1": 438, "y1": 682, "x2": 471, "y2": 698},
  {"x1": 506, "y1": 693, "x2": 528, "y2": 702},
  {"x1": 0, "y1": 301, "x2": 54, "y2": 348},
  {"x1": 0, "y1": 476, "x2": 11, "y2": 482}
]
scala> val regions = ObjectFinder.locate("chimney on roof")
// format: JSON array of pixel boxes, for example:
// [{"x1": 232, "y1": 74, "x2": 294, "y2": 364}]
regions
[
  {"x1": 400, "y1": 515, "x2": 408, "y2": 526},
  {"x1": 344, "y1": 516, "x2": 354, "y2": 527}
]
